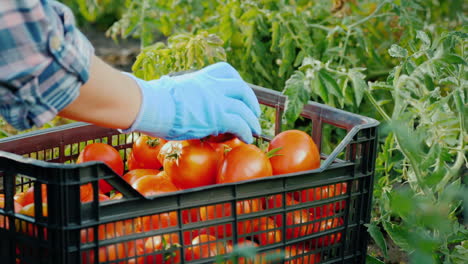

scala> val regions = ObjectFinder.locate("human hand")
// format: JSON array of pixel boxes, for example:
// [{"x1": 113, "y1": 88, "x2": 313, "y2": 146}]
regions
[{"x1": 122, "y1": 62, "x2": 261, "y2": 143}]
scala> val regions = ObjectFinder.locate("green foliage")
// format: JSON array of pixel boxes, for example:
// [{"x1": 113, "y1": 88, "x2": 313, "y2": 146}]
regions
[
  {"x1": 2, "y1": 0, "x2": 466, "y2": 263},
  {"x1": 132, "y1": 32, "x2": 226, "y2": 80},
  {"x1": 59, "y1": 0, "x2": 125, "y2": 29},
  {"x1": 368, "y1": 31, "x2": 467, "y2": 263}
]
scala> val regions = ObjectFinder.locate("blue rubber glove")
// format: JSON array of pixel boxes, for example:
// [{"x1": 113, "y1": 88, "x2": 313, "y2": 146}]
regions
[{"x1": 121, "y1": 62, "x2": 261, "y2": 143}]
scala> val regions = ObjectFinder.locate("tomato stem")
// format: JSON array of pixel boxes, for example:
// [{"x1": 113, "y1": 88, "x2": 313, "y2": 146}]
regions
[
  {"x1": 266, "y1": 147, "x2": 283, "y2": 158},
  {"x1": 145, "y1": 136, "x2": 161, "y2": 148},
  {"x1": 223, "y1": 144, "x2": 232, "y2": 155}
]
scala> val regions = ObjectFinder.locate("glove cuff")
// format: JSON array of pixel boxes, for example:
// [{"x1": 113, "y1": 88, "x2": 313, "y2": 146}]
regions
[{"x1": 119, "y1": 73, "x2": 175, "y2": 138}]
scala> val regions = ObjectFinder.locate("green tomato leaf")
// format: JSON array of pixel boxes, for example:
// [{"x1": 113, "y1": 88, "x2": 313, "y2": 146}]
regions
[
  {"x1": 404, "y1": 59, "x2": 417, "y2": 74},
  {"x1": 318, "y1": 69, "x2": 342, "y2": 98},
  {"x1": 440, "y1": 54, "x2": 467, "y2": 65},
  {"x1": 312, "y1": 71, "x2": 328, "y2": 103},
  {"x1": 270, "y1": 21, "x2": 280, "y2": 52},
  {"x1": 424, "y1": 74, "x2": 435, "y2": 91},
  {"x1": 389, "y1": 44, "x2": 408, "y2": 58},
  {"x1": 390, "y1": 119, "x2": 424, "y2": 165},
  {"x1": 282, "y1": 71, "x2": 310, "y2": 128},
  {"x1": 349, "y1": 72, "x2": 367, "y2": 106},
  {"x1": 416, "y1": 31, "x2": 431, "y2": 48},
  {"x1": 382, "y1": 221, "x2": 413, "y2": 253},
  {"x1": 366, "y1": 222, "x2": 388, "y2": 258}
]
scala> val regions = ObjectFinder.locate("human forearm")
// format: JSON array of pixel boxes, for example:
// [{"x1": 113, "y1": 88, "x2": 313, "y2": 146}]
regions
[{"x1": 58, "y1": 55, "x2": 141, "y2": 130}]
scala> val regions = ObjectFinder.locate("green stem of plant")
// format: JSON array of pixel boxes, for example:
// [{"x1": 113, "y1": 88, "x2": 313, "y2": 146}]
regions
[
  {"x1": 364, "y1": 90, "x2": 391, "y2": 121},
  {"x1": 339, "y1": 30, "x2": 351, "y2": 66},
  {"x1": 277, "y1": 14, "x2": 302, "y2": 48},
  {"x1": 139, "y1": 0, "x2": 148, "y2": 49},
  {"x1": 366, "y1": 67, "x2": 433, "y2": 198},
  {"x1": 437, "y1": 90, "x2": 466, "y2": 191}
]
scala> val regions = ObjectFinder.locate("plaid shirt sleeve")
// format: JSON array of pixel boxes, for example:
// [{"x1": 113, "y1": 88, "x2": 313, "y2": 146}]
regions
[{"x1": 0, "y1": 0, "x2": 94, "y2": 130}]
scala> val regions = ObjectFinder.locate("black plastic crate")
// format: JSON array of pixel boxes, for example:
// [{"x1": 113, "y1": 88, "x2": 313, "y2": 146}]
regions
[{"x1": 0, "y1": 85, "x2": 379, "y2": 264}]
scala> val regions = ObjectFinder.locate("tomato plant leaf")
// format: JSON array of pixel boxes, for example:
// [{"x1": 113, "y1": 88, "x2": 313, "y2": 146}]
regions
[
  {"x1": 279, "y1": 34, "x2": 295, "y2": 78},
  {"x1": 312, "y1": 70, "x2": 328, "y2": 103},
  {"x1": 282, "y1": 71, "x2": 310, "y2": 128},
  {"x1": 366, "y1": 222, "x2": 388, "y2": 258},
  {"x1": 439, "y1": 54, "x2": 467, "y2": 65},
  {"x1": 270, "y1": 21, "x2": 280, "y2": 52},
  {"x1": 389, "y1": 44, "x2": 408, "y2": 58},
  {"x1": 349, "y1": 71, "x2": 367, "y2": 106},
  {"x1": 382, "y1": 221, "x2": 413, "y2": 253},
  {"x1": 318, "y1": 69, "x2": 342, "y2": 98},
  {"x1": 416, "y1": 30, "x2": 431, "y2": 48}
]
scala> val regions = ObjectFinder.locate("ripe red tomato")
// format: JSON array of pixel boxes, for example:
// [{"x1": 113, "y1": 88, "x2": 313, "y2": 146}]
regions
[
  {"x1": 309, "y1": 211, "x2": 344, "y2": 248},
  {"x1": 141, "y1": 211, "x2": 178, "y2": 232},
  {"x1": 0, "y1": 194, "x2": 23, "y2": 213},
  {"x1": 296, "y1": 183, "x2": 348, "y2": 202},
  {"x1": 284, "y1": 245, "x2": 321, "y2": 264},
  {"x1": 0, "y1": 194, "x2": 23, "y2": 229},
  {"x1": 124, "y1": 238, "x2": 146, "y2": 264},
  {"x1": 217, "y1": 144, "x2": 273, "y2": 183},
  {"x1": 164, "y1": 141, "x2": 219, "y2": 189},
  {"x1": 209, "y1": 136, "x2": 246, "y2": 167},
  {"x1": 132, "y1": 135, "x2": 167, "y2": 169},
  {"x1": 23, "y1": 184, "x2": 47, "y2": 206},
  {"x1": 80, "y1": 219, "x2": 142, "y2": 264},
  {"x1": 217, "y1": 137, "x2": 245, "y2": 150},
  {"x1": 142, "y1": 233, "x2": 181, "y2": 264},
  {"x1": 13, "y1": 192, "x2": 26, "y2": 207},
  {"x1": 157, "y1": 140, "x2": 192, "y2": 165},
  {"x1": 18, "y1": 203, "x2": 48, "y2": 217},
  {"x1": 268, "y1": 130, "x2": 320, "y2": 175},
  {"x1": 111, "y1": 192, "x2": 123, "y2": 200},
  {"x1": 131, "y1": 172, "x2": 179, "y2": 197},
  {"x1": 262, "y1": 193, "x2": 296, "y2": 209},
  {"x1": 76, "y1": 143, "x2": 124, "y2": 193},
  {"x1": 253, "y1": 217, "x2": 282, "y2": 246},
  {"x1": 81, "y1": 193, "x2": 110, "y2": 203},
  {"x1": 81, "y1": 243, "x2": 126, "y2": 264},
  {"x1": 199, "y1": 199, "x2": 262, "y2": 239},
  {"x1": 185, "y1": 234, "x2": 228, "y2": 261},
  {"x1": 270, "y1": 195, "x2": 314, "y2": 240},
  {"x1": 330, "y1": 182, "x2": 348, "y2": 211},
  {"x1": 295, "y1": 182, "x2": 348, "y2": 213},
  {"x1": 79, "y1": 183, "x2": 111, "y2": 203},
  {"x1": 126, "y1": 150, "x2": 146, "y2": 171},
  {"x1": 14, "y1": 203, "x2": 48, "y2": 239},
  {"x1": 182, "y1": 207, "x2": 201, "y2": 224},
  {"x1": 123, "y1": 169, "x2": 160, "y2": 185}
]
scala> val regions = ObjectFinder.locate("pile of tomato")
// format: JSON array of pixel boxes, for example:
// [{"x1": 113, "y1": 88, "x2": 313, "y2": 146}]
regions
[{"x1": 1, "y1": 130, "x2": 348, "y2": 264}]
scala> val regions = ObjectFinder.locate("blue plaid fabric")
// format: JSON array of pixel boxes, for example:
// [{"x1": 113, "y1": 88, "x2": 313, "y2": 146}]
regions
[{"x1": 0, "y1": 0, "x2": 94, "y2": 130}]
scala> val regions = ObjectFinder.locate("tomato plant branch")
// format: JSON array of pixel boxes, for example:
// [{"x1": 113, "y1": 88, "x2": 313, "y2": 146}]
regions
[
  {"x1": 364, "y1": 89, "x2": 391, "y2": 122},
  {"x1": 139, "y1": 0, "x2": 148, "y2": 49},
  {"x1": 338, "y1": 30, "x2": 351, "y2": 66}
]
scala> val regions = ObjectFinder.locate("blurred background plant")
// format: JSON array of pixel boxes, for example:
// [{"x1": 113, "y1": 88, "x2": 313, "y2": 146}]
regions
[{"x1": 1, "y1": 0, "x2": 466, "y2": 263}]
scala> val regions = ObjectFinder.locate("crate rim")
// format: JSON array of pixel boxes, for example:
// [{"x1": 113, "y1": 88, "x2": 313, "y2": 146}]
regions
[{"x1": 249, "y1": 84, "x2": 379, "y2": 129}]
